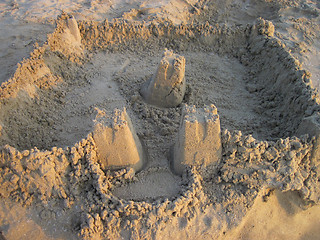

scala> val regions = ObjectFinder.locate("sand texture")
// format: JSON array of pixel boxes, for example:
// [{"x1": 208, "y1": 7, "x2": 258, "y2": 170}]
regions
[{"x1": 0, "y1": 1, "x2": 320, "y2": 239}]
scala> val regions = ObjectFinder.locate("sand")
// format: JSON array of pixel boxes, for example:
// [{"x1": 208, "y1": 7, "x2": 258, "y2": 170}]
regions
[{"x1": 0, "y1": 0, "x2": 320, "y2": 239}]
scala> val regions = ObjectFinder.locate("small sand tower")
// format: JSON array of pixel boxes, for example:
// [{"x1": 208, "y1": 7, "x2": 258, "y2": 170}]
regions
[
  {"x1": 173, "y1": 104, "x2": 222, "y2": 175},
  {"x1": 140, "y1": 49, "x2": 186, "y2": 108},
  {"x1": 50, "y1": 13, "x2": 82, "y2": 56},
  {"x1": 93, "y1": 108, "x2": 144, "y2": 171},
  {"x1": 66, "y1": 15, "x2": 82, "y2": 44}
]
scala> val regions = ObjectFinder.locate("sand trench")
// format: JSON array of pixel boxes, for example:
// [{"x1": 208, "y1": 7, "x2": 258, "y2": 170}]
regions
[{"x1": 0, "y1": 13, "x2": 319, "y2": 239}]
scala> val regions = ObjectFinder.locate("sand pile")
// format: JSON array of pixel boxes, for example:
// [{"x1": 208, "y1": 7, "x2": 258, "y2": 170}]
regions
[{"x1": 0, "y1": 3, "x2": 319, "y2": 240}]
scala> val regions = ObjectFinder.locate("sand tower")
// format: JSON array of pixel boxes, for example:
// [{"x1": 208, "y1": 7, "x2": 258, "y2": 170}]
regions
[
  {"x1": 140, "y1": 49, "x2": 186, "y2": 108},
  {"x1": 93, "y1": 108, "x2": 144, "y2": 171},
  {"x1": 66, "y1": 15, "x2": 82, "y2": 44},
  {"x1": 173, "y1": 104, "x2": 222, "y2": 175},
  {"x1": 49, "y1": 13, "x2": 83, "y2": 56}
]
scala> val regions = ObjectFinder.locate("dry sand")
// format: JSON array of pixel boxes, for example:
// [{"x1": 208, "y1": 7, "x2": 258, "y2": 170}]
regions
[{"x1": 0, "y1": 0, "x2": 320, "y2": 239}]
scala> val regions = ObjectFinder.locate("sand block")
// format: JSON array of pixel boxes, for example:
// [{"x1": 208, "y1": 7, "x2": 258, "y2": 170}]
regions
[
  {"x1": 140, "y1": 49, "x2": 186, "y2": 108},
  {"x1": 296, "y1": 112, "x2": 320, "y2": 169},
  {"x1": 173, "y1": 104, "x2": 222, "y2": 175},
  {"x1": 93, "y1": 108, "x2": 144, "y2": 171}
]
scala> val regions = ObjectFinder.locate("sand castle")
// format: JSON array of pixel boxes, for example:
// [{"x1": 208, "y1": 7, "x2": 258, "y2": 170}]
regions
[
  {"x1": 140, "y1": 49, "x2": 186, "y2": 108},
  {"x1": 0, "y1": 11, "x2": 319, "y2": 240}
]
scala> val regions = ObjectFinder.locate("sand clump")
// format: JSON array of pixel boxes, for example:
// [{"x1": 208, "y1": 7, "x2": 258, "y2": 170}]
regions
[{"x1": 0, "y1": 6, "x2": 319, "y2": 240}]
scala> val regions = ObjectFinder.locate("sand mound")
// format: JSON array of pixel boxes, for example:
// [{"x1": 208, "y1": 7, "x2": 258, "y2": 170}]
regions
[{"x1": 0, "y1": 9, "x2": 319, "y2": 240}]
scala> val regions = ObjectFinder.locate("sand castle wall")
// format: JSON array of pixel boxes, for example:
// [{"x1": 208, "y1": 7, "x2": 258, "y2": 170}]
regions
[
  {"x1": 0, "y1": 139, "x2": 204, "y2": 239},
  {"x1": 0, "y1": 127, "x2": 319, "y2": 239},
  {"x1": 296, "y1": 113, "x2": 320, "y2": 175},
  {"x1": 0, "y1": 13, "x2": 82, "y2": 101},
  {"x1": 77, "y1": 19, "x2": 250, "y2": 57},
  {"x1": 246, "y1": 18, "x2": 320, "y2": 138}
]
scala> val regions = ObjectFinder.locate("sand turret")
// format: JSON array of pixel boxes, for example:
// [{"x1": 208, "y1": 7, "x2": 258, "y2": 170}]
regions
[
  {"x1": 93, "y1": 108, "x2": 144, "y2": 171},
  {"x1": 173, "y1": 104, "x2": 222, "y2": 175},
  {"x1": 140, "y1": 49, "x2": 186, "y2": 108},
  {"x1": 47, "y1": 13, "x2": 83, "y2": 57},
  {"x1": 66, "y1": 15, "x2": 82, "y2": 44}
]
